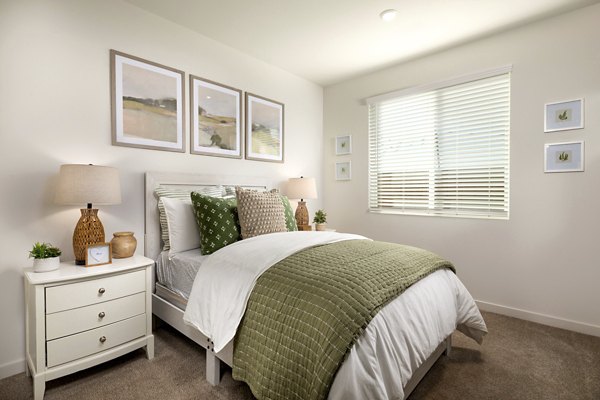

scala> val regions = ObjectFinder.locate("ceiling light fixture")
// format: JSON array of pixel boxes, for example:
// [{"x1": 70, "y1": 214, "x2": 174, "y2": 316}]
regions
[{"x1": 380, "y1": 9, "x2": 398, "y2": 22}]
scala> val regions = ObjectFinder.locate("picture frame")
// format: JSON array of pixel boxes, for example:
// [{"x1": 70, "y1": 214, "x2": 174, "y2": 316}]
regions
[
  {"x1": 245, "y1": 93, "x2": 284, "y2": 163},
  {"x1": 85, "y1": 242, "x2": 113, "y2": 267},
  {"x1": 335, "y1": 135, "x2": 352, "y2": 155},
  {"x1": 110, "y1": 50, "x2": 185, "y2": 152},
  {"x1": 190, "y1": 75, "x2": 243, "y2": 158},
  {"x1": 544, "y1": 98, "x2": 584, "y2": 132},
  {"x1": 335, "y1": 161, "x2": 352, "y2": 181},
  {"x1": 544, "y1": 141, "x2": 584, "y2": 173}
]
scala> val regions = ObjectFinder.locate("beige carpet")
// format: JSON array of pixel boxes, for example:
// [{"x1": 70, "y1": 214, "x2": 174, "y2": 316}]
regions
[{"x1": 1, "y1": 311, "x2": 599, "y2": 399}]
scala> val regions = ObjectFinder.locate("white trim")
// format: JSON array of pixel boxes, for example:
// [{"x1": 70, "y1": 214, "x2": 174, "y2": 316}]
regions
[
  {"x1": 366, "y1": 64, "x2": 512, "y2": 104},
  {"x1": 0, "y1": 358, "x2": 25, "y2": 379},
  {"x1": 476, "y1": 300, "x2": 600, "y2": 338}
]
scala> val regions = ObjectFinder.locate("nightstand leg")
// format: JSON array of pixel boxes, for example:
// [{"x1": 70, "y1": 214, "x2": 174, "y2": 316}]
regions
[
  {"x1": 33, "y1": 375, "x2": 45, "y2": 400},
  {"x1": 145, "y1": 335, "x2": 155, "y2": 360}
]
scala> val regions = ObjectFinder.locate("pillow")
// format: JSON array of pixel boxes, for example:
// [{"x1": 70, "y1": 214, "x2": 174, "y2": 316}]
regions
[
  {"x1": 235, "y1": 187, "x2": 287, "y2": 239},
  {"x1": 155, "y1": 185, "x2": 222, "y2": 250},
  {"x1": 161, "y1": 197, "x2": 200, "y2": 254},
  {"x1": 191, "y1": 192, "x2": 241, "y2": 255},
  {"x1": 281, "y1": 195, "x2": 298, "y2": 231}
]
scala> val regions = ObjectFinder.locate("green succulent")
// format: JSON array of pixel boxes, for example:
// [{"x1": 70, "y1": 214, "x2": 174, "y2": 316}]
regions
[
  {"x1": 313, "y1": 209, "x2": 327, "y2": 224},
  {"x1": 29, "y1": 242, "x2": 62, "y2": 259}
]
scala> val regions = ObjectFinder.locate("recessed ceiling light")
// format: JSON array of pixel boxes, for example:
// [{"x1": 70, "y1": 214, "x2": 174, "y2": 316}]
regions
[{"x1": 380, "y1": 9, "x2": 398, "y2": 22}]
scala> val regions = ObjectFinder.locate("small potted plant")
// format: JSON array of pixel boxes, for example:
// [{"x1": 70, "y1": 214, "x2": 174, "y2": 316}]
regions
[
  {"x1": 313, "y1": 209, "x2": 327, "y2": 231},
  {"x1": 29, "y1": 242, "x2": 61, "y2": 273}
]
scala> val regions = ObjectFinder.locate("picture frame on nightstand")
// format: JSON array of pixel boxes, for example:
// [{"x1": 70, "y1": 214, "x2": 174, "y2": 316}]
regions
[{"x1": 85, "y1": 242, "x2": 112, "y2": 267}]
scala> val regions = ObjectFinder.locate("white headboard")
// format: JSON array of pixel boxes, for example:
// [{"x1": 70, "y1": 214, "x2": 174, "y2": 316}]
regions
[{"x1": 144, "y1": 171, "x2": 271, "y2": 261}]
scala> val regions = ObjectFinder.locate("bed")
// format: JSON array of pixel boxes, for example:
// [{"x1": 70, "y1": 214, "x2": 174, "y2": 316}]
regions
[{"x1": 145, "y1": 171, "x2": 487, "y2": 399}]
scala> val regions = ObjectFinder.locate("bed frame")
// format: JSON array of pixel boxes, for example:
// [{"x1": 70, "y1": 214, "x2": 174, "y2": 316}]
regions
[{"x1": 144, "y1": 171, "x2": 451, "y2": 399}]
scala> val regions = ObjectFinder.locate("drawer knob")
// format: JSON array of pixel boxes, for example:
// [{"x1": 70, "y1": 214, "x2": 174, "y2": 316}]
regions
[
  {"x1": 98, "y1": 311, "x2": 106, "y2": 318},
  {"x1": 99, "y1": 336, "x2": 107, "y2": 343},
  {"x1": 98, "y1": 288, "x2": 106, "y2": 294}
]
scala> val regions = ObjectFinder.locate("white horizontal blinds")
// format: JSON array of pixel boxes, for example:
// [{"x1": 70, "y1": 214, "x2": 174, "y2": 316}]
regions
[{"x1": 368, "y1": 71, "x2": 510, "y2": 218}]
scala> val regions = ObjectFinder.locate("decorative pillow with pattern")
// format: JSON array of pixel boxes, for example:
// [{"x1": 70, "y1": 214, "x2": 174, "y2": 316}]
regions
[
  {"x1": 281, "y1": 195, "x2": 298, "y2": 231},
  {"x1": 191, "y1": 192, "x2": 241, "y2": 255},
  {"x1": 235, "y1": 187, "x2": 287, "y2": 239},
  {"x1": 155, "y1": 185, "x2": 222, "y2": 250}
]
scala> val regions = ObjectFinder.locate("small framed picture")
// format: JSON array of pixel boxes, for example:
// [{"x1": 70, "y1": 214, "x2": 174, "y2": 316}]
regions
[
  {"x1": 544, "y1": 99, "x2": 584, "y2": 132},
  {"x1": 245, "y1": 93, "x2": 284, "y2": 163},
  {"x1": 544, "y1": 141, "x2": 584, "y2": 173},
  {"x1": 335, "y1": 135, "x2": 352, "y2": 155},
  {"x1": 85, "y1": 243, "x2": 113, "y2": 267},
  {"x1": 335, "y1": 161, "x2": 351, "y2": 181}
]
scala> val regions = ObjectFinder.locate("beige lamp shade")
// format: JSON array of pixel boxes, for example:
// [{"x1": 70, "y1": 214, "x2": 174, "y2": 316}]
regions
[
  {"x1": 287, "y1": 177, "x2": 317, "y2": 200},
  {"x1": 55, "y1": 164, "x2": 121, "y2": 206}
]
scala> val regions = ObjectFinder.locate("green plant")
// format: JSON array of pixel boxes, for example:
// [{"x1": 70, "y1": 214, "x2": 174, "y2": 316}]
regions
[
  {"x1": 29, "y1": 242, "x2": 62, "y2": 259},
  {"x1": 313, "y1": 209, "x2": 327, "y2": 224}
]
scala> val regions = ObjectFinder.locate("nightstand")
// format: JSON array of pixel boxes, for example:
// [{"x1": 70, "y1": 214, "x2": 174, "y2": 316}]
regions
[{"x1": 24, "y1": 255, "x2": 155, "y2": 400}]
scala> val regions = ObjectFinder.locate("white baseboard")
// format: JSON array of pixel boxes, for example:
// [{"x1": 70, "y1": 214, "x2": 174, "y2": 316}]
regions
[
  {"x1": 476, "y1": 300, "x2": 600, "y2": 338},
  {"x1": 0, "y1": 358, "x2": 25, "y2": 380}
]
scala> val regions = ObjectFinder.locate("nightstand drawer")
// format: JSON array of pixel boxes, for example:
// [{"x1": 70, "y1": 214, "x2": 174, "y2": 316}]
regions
[
  {"x1": 45, "y1": 269, "x2": 145, "y2": 313},
  {"x1": 46, "y1": 292, "x2": 146, "y2": 340},
  {"x1": 46, "y1": 313, "x2": 146, "y2": 367}
]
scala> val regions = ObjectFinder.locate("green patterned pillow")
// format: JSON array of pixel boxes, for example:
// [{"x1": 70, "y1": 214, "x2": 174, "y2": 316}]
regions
[
  {"x1": 281, "y1": 195, "x2": 298, "y2": 231},
  {"x1": 191, "y1": 192, "x2": 241, "y2": 255}
]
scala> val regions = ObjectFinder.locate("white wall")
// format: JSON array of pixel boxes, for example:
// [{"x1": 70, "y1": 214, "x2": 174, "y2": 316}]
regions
[
  {"x1": 324, "y1": 4, "x2": 600, "y2": 336},
  {"x1": 0, "y1": 0, "x2": 323, "y2": 377}
]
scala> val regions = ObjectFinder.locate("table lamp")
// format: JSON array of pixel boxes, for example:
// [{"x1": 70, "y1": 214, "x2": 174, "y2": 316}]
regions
[
  {"x1": 55, "y1": 164, "x2": 121, "y2": 265},
  {"x1": 287, "y1": 176, "x2": 317, "y2": 231}
]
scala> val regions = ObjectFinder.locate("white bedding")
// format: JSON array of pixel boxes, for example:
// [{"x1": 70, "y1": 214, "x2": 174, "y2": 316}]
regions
[
  {"x1": 156, "y1": 249, "x2": 207, "y2": 299},
  {"x1": 183, "y1": 231, "x2": 487, "y2": 399}
]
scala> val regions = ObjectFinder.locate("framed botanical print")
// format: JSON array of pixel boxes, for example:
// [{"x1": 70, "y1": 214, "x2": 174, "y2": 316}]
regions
[
  {"x1": 335, "y1": 161, "x2": 352, "y2": 181},
  {"x1": 110, "y1": 50, "x2": 185, "y2": 152},
  {"x1": 335, "y1": 135, "x2": 352, "y2": 155},
  {"x1": 190, "y1": 75, "x2": 242, "y2": 158},
  {"x1": 544, "y1": 98, "x2": 584, "y2": 132},
  {"x1": 544, "y1": 141, "x2": 584, "y2": 173},
  {"x1": 245, "y1": 93, "x2": 284, "y2": 163}
]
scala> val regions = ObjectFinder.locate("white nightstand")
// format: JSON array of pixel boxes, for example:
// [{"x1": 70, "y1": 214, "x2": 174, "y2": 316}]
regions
[{"x1": 24, "y1": 255, "x2": 155, "y2": 400}]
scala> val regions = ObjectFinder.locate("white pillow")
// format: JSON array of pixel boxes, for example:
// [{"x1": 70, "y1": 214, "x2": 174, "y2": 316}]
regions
[{"x1": 162, "y1": 197, "x2": 201, "y2": 254}]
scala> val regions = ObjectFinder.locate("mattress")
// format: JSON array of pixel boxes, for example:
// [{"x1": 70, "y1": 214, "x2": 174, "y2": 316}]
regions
[{"x1": 155, "y1": 249, "x2": 207, "y2": 299}]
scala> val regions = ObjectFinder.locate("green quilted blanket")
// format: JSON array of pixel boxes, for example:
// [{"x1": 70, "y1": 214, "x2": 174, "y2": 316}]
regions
[{"x1": 232, "y1": 239, "x2": 455, "y2": 400}]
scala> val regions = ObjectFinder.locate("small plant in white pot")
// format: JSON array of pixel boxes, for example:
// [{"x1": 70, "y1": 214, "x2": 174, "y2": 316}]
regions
[
  {"x1": 313, "y1": 210, "x2": 327, "y2": 231},
  {"x1": 29, "y1": 242, "x2": 61, "y2": 273}
]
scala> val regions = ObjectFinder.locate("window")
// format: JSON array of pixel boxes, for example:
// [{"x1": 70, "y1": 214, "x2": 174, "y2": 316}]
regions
[{"x1": 367, "y1": 67, "x2": 511, "y2": 219}]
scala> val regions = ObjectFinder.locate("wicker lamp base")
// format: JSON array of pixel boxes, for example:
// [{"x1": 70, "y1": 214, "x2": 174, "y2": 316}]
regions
[
  {"x1": 295, "y1": 200, "x2": 312, "y2": 231},
  {"x1": 73, "y1": 208, "x2": 105, "y2": 265}
]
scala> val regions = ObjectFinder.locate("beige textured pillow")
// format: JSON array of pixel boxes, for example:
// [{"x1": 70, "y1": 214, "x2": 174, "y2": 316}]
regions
[{"x1": 236, "y1": 187, "x2": 287, "y2": 239}]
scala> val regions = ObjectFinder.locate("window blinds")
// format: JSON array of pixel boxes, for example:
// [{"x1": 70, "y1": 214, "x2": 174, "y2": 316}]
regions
[{"x1": 368, "y1": 68, "x2": 510, "y2": 219}]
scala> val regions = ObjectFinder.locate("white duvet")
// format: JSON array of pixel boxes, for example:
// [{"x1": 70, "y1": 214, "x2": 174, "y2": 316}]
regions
[{"x1": 183, "y1": 231, "x2": 487, "y2": 399}]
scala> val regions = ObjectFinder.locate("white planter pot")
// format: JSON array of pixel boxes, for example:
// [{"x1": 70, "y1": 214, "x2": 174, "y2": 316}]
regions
[
  {"x1": 315, "y1": 223, "x2": 327, "y2": 231},
  {"x1": 33, "y1": 256, "x2": 60, "y2": 273}
]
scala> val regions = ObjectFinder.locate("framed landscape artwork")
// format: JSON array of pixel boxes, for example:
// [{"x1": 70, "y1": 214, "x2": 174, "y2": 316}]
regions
[
  {"x1": 110, "y1": 50, "x2": 185, "y2": 152},
  {"x1": 544, "y1": 141, "x2": 584, "y2": 173},
  {"x1": 245, "y1": 93, "x2": 284, "y2": 163},
  {"x1": 190, "y1": 76, "x2": 242, "y2": 158},
  {"x1": 544, "y1": 98, "x2": 584, "y2": 132}
]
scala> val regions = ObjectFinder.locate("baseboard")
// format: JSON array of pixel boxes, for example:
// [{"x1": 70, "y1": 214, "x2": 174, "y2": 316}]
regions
[
  {"x1": 476, "y1": 300, "x2": 600, "y2": 338},
  {"x1": 0, "y1": 358, "x2": 25, "y2": 380}
]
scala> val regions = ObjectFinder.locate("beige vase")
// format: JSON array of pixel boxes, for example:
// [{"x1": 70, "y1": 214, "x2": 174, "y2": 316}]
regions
[{"x1": 111, "y1": 231, "x2": 137, "y2": 259}]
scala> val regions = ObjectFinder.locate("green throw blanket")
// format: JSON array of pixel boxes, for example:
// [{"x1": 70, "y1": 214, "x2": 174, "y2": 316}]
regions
[{"x1": 232, "y1": 239, "x2": 455, "y2": 400}]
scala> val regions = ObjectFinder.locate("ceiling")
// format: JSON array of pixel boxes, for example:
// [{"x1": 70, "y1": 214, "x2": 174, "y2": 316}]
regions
[{"x1": 125, "y1": 0, "x2": 599, "y2": 86}]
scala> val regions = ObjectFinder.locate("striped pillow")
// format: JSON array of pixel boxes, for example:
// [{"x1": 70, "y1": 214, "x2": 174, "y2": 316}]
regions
[{"x1": 155, "y1": 185, "x2": 222, "y2": 250}]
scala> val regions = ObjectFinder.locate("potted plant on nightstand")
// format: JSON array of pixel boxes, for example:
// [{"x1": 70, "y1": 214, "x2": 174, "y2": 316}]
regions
[
  {"x1": 29, "y1": 242, "x2": 61, "y2": 273},
  {"x1": 313, "y1": 209, "x2": 327, "y2": 231}
]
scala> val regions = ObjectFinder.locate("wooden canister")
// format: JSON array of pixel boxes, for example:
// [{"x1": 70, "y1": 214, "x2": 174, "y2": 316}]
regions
[{"x1": 110, "y1": 231, "x2": 137, "y2": 258}]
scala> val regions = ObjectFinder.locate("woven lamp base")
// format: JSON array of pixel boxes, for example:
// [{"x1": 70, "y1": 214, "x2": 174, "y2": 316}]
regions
[
  {"x1": 73, "y1": 208, "x2": 105, "y2": 265},
  {"x1": 295, "y1": 200, "x2": 312, "y2": 231}
]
